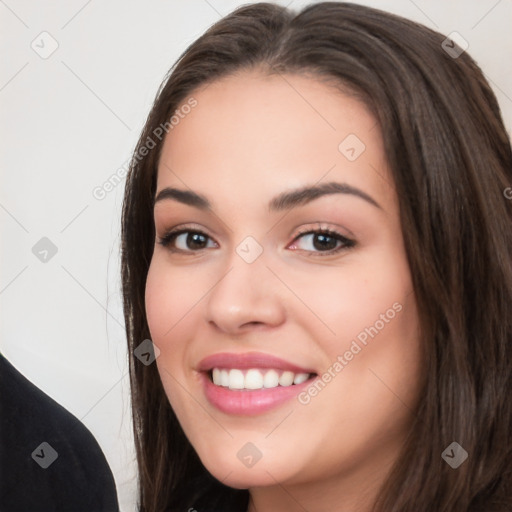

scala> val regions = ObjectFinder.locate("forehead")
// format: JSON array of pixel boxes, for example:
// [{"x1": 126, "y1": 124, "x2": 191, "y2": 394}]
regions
[{"x1": 157, "y1": 71, "x2": 392, "y2": 210}]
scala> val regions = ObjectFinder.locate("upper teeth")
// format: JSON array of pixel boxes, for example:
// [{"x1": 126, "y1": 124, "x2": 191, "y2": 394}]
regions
[{"x1": 211, "y1": 368, "x2": 311, "y2": 390}]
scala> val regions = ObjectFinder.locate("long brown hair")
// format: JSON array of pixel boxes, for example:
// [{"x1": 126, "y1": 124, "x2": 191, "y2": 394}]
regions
[{"x1": 121, "y1": 3, "x2": 512, "y2": 510}]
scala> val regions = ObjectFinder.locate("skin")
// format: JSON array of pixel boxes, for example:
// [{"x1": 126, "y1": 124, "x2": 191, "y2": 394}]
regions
[{"x1": 145, "y1": 70, "x2": 422, "y2": 512}]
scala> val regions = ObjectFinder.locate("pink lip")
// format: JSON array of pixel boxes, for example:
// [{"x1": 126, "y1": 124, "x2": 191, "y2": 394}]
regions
[
  {"x1": 200, "y1": 372, "x2": 315, "y2": 416},
  {"x1": 197, "y1": 351, "x2": 315, "y2": 373},
  {"x1": 197, "y1": 352, "x2": 317, "y2": 416}
]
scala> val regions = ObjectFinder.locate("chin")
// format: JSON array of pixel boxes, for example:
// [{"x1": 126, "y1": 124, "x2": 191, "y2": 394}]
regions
[
  {"x1": 213, "y1": 470, "x2": 278, "y2": 490},
  {"x1": 200, "y1": 455, "x2": 292, "y2": 489}
]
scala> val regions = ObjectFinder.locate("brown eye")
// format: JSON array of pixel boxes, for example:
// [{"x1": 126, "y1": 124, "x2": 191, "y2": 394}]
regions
[
  {"x1": 158, "y1": 230, "x2": 216, "y2": 251},
  {"x1": 290, "y1": 230, "x2": 355, "y2": 254}
]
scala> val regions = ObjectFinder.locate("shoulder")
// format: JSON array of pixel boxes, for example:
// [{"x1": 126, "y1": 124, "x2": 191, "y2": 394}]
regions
[{"x1": 0, "y1": 352, "x2": 119, "y2": 511}]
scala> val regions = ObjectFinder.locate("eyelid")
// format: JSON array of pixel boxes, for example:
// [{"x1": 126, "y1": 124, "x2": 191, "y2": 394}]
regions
[
  {"x1": 157, "y1": 223, "x2": 218, "y2": 251},
  {"x1": 290, "y1": 222, "x2": 354, "y2": 243}
]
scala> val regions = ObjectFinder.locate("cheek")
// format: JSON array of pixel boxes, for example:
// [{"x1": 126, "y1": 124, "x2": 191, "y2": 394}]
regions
[
  {"x1": 284, "y1": 246, "x2": 414, "y2": 353},
  {"x1": 288, "y1": 243, "x2": 422, "y2": 414},
  {"x1": 144, "y1": 259, "x2": 196, "y2": 393},
  {"x1": 144, "y1": 258, "x2": 204, "y2": 340},
  {"x1": 145, "y1": 259, "x2": 201, "y2": 422},
  {"x1": 299, "y1": 248, "x2": 421, "y2": 425}
]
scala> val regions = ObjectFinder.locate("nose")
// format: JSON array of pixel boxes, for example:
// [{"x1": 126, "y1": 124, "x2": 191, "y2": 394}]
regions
[{"x1": 204, "y1": 255, "x2": 286, "y2": 335}]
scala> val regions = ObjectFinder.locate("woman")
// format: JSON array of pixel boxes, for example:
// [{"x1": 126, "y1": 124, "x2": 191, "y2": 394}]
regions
[{"x1": 121, "y1": 3, "x2": 512, "y2": 511}]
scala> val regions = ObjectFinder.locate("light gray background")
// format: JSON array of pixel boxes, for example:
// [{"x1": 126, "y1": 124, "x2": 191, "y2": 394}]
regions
[{"x1": 1, "y1": 1, "x2": 510, "y2": 510}]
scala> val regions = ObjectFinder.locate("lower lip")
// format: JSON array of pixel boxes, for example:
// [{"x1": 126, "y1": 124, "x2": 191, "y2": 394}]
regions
[{"x1": 200, "y1": 371, "x2": 315, "y2": 416}]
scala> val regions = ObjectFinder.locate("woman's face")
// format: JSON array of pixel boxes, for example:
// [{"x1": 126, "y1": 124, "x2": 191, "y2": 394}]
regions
[{"x1": 145, "y1": 71, "x2": 421, "y2": 496}]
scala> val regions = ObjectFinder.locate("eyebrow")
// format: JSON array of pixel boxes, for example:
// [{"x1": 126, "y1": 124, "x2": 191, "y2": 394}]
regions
[{"x1": 153, "y1": 181, "x2": 381, "y2": 211}]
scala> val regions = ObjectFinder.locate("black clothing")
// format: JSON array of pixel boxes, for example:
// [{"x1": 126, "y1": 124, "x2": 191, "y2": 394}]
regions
[{"x1": 0, "y1": 352, "x2": 119, "y2": 512}]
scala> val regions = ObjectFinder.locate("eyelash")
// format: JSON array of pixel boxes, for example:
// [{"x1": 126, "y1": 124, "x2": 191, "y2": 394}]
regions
[{"x1": 157, "y1": 225, "x2": 356, "y2": 256}]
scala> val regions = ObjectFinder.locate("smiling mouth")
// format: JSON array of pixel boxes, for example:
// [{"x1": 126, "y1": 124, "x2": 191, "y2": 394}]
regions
[{"x1": 208, "y1": 368, "x2": 317, "y2": 390}]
